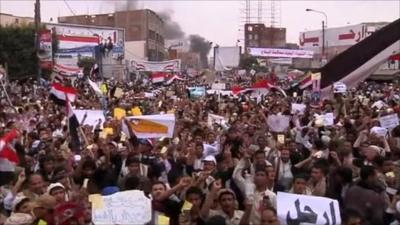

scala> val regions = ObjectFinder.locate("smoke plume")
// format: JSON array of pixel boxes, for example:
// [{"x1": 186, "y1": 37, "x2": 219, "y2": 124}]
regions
[
  {"x1": 158, "y1": 10, "x2": 185, "y2": 40},
  {"x1": 189, "y1": 35, "x2": 212, "y2": 68},
  {"x1": 115, "y1": 0, "x2": 139, "y2": 12}
]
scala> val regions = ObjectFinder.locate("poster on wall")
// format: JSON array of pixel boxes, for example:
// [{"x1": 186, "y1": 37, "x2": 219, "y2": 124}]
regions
[{"x1": 38, "y1": 29, "x2": 53, "y2": 69}]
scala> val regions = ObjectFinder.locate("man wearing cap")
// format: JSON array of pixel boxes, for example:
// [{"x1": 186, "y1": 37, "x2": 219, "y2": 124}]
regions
[
  {"x1": 47, "y1": 183, "x2": 67, "y2": 204},
  {"x1": 201, "y1": 180, "x2": 245, "y2": 225}
]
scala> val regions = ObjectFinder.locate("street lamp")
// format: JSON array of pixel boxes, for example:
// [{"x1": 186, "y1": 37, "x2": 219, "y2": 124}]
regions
[{"x1": 306, "y1": 8, "x2": 328, "y2": 60}]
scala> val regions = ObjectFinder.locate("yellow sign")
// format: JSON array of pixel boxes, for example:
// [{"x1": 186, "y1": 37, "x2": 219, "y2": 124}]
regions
[
  {"x1": 89, "y1": 194, "x2": 105, "y2": 209},
  {"x1": 158, "y1": 215, "x2": 170, "y2": 225},
  {"x1": 311, "y1": 72, "x2": 321, "y2": 81},
  {"x1": 130, "y1": 119, "x2": 168, "y2": 134},
  {"x1": 181, "y1": 201, "x2": 193, "y2": 212},
  {"x1": 132, "y1": 107, "x2": 142, "y2": 116},
  {"x1": 114, "y1": 87, "x2": 124, "y2": 98},
  {"x1": 114, "y1": 108, "x2": 126, "y2": 120}
]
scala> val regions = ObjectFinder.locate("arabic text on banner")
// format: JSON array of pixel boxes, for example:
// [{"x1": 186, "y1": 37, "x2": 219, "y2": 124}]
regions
[
  {"x1": 379, "y1": 114, "x2": 400, "y2": 130},
  {"x1": 277, "y1": 192, "x2": 341, "y2": 225}
]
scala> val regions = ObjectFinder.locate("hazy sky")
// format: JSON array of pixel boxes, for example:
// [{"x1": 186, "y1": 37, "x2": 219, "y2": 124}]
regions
[{"x1": 1, "y1": 0, "x2": 399, "y2": 47}]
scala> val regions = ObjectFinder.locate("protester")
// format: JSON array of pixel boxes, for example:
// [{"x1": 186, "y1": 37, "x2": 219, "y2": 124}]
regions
[{"x1": 0, "y1": 70, "x2": 400, "y2": 225}]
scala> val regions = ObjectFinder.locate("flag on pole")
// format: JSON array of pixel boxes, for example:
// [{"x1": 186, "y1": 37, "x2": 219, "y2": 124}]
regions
[
  {"x1": 66, "y1": 98, "x2": 81, "y2": 151},
  {"x1": 0, "y1": 129, "x2": 19, "y2": 172},
  {"x1": 49, "y1": 83, "x2": 77, "y2": 105}
]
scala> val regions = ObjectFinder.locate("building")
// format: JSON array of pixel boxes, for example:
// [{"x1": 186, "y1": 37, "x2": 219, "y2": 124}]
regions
[
  {"x1": 0, "y1": 13, "x2": 34, "y2": 27},
  {"x1": 244, "y1": 23, "x2": 286, "y2": 49},
  {"x1": 58, "y1": 9, "x2": 165, "y2": 61}
]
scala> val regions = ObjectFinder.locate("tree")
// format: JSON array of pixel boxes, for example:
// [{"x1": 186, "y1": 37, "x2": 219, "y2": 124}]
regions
[
  {"x1": 239, "y1": 55, "x2": 259, "y2": 71},
  {"x1": 0, "y1": 25, "x2": 37, "y2": 80},
  {"x1": 0, "y1": 24, "x2": 59, "y2": 80},
  {"x1": 77, "y1": 57, "x2": 96, "y2": 76}
]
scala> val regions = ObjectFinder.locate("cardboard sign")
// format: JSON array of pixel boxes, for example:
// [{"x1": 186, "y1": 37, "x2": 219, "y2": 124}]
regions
[
  {"x1": 277, "y1": 192, "x2": 341, "y2": 225},
  {"x1": 211, "y1": 83, "x2": 226, "y2": 90},
  {"x1": 114, "y1": 108, "x2": 126, "y2": 120},
  {"x1": 379, "y1": 114, "x2": 399, "y2": 130},
  {"x1": 267, "y1": 115, "x2": 290, "y2": 133},
  {"x1": 125, "y1": 114, "x2": 175, "y2": 138},
  {"x1": 333, "y1": 82, "x2": 347, "y2": 93},
  {"x1": 114, "y1": 87, "x2": 124, "y2": 98},
  {"x1": 291, "y1": 103, "x2": 306, "y2": 115},
  {"x1": 91, "y1": 190, "x2": 151, "y2": 225}
]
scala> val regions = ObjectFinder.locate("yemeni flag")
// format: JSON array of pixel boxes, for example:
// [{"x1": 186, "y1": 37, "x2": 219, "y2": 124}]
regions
[
  {"x1": 152, "y1": 72, "x2": 167, "y2": 83},
  {"x1": 165, "y1": 74, "x2": 185, "y2": 85},
  {"x1": 66, "y1": 99, "x2": 81, "y2": 151},
  {"x1": 299, "y1": 73, "x2": 312, "y2": 90},
  {"x1": 319, "y1": 18, "x2": 400, "y2": 96},
  {"x1": 0, "y1": 129, "x2": 19, "y2": 172},
  {"x1": 231, "y1": 79, "x2": 287, "y2": 97},
  {"x1": 49, "y1": 83, "x2": 78, "y2": 105}
]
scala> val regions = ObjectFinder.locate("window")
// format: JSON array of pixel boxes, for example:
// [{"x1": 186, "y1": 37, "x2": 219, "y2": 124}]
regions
[
  {"x1": 15, "y1": 18, "x2": 19, "y2": 24},
  {"x1": 248, "y1": 34, "x2": 253, "y2": 40},
  {"x1": 247, "y1": 26, "x2": 253, "y2": 31},
  {"x1": 254, "y1": 34, "x2": 259, "y2": 40}
]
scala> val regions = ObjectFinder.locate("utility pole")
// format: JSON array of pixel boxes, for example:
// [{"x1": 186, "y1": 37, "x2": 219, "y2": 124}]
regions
[{"x1": 34, "y1": 0, "x2": 41, "y2": 82}]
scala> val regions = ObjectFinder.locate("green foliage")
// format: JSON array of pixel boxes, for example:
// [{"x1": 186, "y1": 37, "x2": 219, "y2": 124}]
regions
[
  {"x1": 240, "y1": 55, "x2": 259, "y2": 71},
  {"x1": 77, "y1": 57, "x2": 96, "y2": 76},
  {"x1": 0, "y1": 24, "x2": 59, "y2": 80},
  {"x1": 0, "y1": 25, "x2": 37, "y2": 79}
]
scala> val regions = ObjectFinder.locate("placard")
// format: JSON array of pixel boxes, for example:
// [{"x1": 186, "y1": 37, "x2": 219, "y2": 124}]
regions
[
  {"x1": 370, "y1": 126, "x2": 388, "y2": 137},
  {"x1": 333, "y1": 82, "x2": 347, "y2": 93},
  {"x1": 291, "y1": 103, "x2": 306, "y2": 115},
  {"x1": 267, "y1": 115, "x2": 290, "y2": 133},
  {"x1": 211, "y1": 83, "x2": 226, "y2": 90},
  {"x1": 379, "y1": 114, "x2": 399, "y2": 130},
  {"x1": 91, "y1": 190, "x2": 151, "y2": 225},
  {"x1": 277, "y1": 192, "x2": 341, "y2": 225}
]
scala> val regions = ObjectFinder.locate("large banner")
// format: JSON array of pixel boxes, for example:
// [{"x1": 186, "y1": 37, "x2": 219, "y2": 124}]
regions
[
  {"x1": 125, "y1": 114, "x2": 175, "y2": 138},
  {"x1": 128, "y1": 59, "x2": 181, "y2": 72},
  {"x1": 46, "y1": 23, "x2": 124, "y2": 71},
  {"x1": 277, "y1": 192, "x2": 341, "y2": 225},
  {"x1": 38, "y1": 29, "x2": 53, "y2": 69},
  {"x1": 247, "y1": 47, "x2": 314, "y2": 59}
]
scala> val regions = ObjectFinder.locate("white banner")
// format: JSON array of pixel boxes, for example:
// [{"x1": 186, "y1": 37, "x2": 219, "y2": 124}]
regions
[
  {"x1": 248, "y1": 47, "x2": 314, "y2": 59},
  {"x1": 267, "y1": 115, "x2": 290, "y2": 132},
  {"x1": 125, "y1": 114, "x2": 175, "y2": 138},
  {"x1": 380, "y1": 114, "x2": 400, "y2": 130},
  {"x1": 277, "y1": 192, "x2": 341, "y2": 225},
  {"x1": 75, "y1": 110, "x2": 105, "y2": 130},
  {"x1": 128, "y1": 59, "x2": 181, "y2": 72},
  {"x1": 91, "y1": 190, "x2": 151, "y2": 225}
]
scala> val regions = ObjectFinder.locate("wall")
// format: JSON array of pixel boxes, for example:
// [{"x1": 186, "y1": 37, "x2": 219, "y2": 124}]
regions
[
  {"x1": 125, "y1": 41, "x2": 147, "y2": 60},
  {"x1": 0, "y1": 13, "x2": 34, "y2": 27}
]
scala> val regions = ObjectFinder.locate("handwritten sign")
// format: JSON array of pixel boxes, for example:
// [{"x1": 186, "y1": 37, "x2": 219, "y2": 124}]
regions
[
  {"x1": 277, "y1": 192, "x2": 341, "y2": 225},
  {"x1": 333, "y1": 82, "x2": 347, "y2": 93},
  {"x1": 207, "y1": 114, "x2": 226, "y2": 127},
  {"x1": 380, "y1": 114, "x2": 399, "y2": 130},
  {"x1": 267, "y1": 115, "x2": 290, "y2": 133},
  {"x1": 291, "y1": 103, "x2": 306, "y2": 115},
  {"x1": 91, "y1": 190, "x2": 152, "y2": 225},
  {"x1": 370, "y1": 126, "x2": 388, "y2": 137}
]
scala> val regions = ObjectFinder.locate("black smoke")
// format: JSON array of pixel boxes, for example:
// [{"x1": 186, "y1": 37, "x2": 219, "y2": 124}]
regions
[
  {"x1": 189, "y1": 35, "x2": 212, "y2": 68},
  {"x1": 158, "y1": 10, "x2": 185, "y2": 39}
]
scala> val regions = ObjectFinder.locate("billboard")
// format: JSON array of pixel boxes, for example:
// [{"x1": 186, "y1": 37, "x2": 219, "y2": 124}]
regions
[
  {"x1": 214, "y1": 46, "x2": 241, "y2": 71},
  {"x1": 299, "y1": 23, "x2": 388, "y2": 50},
  {"x1": 38, "y1": 29, "x2": 53, "y2": 69},
  {"x1": 248, "y1": 47, "x2": 314, "y2": 59},
  {"x1": 46, "y1": 23, "x2": 124, "y2": 70}
]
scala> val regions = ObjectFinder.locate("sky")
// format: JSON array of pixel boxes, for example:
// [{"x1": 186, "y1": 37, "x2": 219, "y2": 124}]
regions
[{"x1": 1, "y1": 0, "x2": 399, "y2": 47}]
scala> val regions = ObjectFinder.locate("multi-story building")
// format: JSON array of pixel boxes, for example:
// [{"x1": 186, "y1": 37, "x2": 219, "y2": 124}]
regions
[
  {"x1": 0, "y1": 13, "x2": 34, "y2": 27},
  {"x1": 244, "y1": 23, "x2": 286, "y2": 49},
  {"x1": 58, "y1": 9, "x2": 165, "y2": 61}
]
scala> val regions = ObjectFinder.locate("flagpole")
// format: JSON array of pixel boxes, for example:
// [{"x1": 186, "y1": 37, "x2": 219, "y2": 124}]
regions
[{"x1": 0, "y1": 78, "x2": 15, "y2": 110}]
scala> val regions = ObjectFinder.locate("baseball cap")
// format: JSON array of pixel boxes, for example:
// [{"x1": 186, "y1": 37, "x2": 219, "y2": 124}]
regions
[
  {"x1": 47, "y1": 183, "x2": 65, "y2": 194},
  {"x1": 202, "y1": 155, "x2": 217, "y2": 165}
]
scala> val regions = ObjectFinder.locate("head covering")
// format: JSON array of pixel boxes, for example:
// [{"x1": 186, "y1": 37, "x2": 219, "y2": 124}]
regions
[
  {"x1": 4, "y1": 213, "x2": 34, "y2": 225},
  {"x1": 102, "y1": 186, "x2": 120, "y2": 196},
  {"x1": 368, "y1": 145, "x2": 385, "y2": 157},
  {"x1": 11, "y1": 195, "x2": 29, "y2": 212},
  {"x1": 217, "y1": 188, "x2": 237, "y2": 200},
  {"x1": 47, "y1": 182, "x2": 65, "y2": 194},
  {"x1": 202, "y1": 155, "x2": 217, "y2": 165}
]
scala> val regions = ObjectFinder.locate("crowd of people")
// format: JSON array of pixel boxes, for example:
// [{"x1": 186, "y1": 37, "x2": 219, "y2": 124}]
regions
[{"x1": 0, "y1": 72, "x2": 400, "y2": 225}]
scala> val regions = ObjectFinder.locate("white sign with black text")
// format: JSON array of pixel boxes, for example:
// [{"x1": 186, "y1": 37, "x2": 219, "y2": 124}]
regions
[{"x1": 277, "y1": 192, "x2": 341, "y2": 225}]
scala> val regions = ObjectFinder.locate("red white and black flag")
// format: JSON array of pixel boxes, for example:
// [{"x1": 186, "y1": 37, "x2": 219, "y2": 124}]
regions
[
  {"x1": 49, "y1": 83, "x2": 77, "y2": 105},
  {"x1": 319, "y1": 18, "x2": 400, "y2": 96}
]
